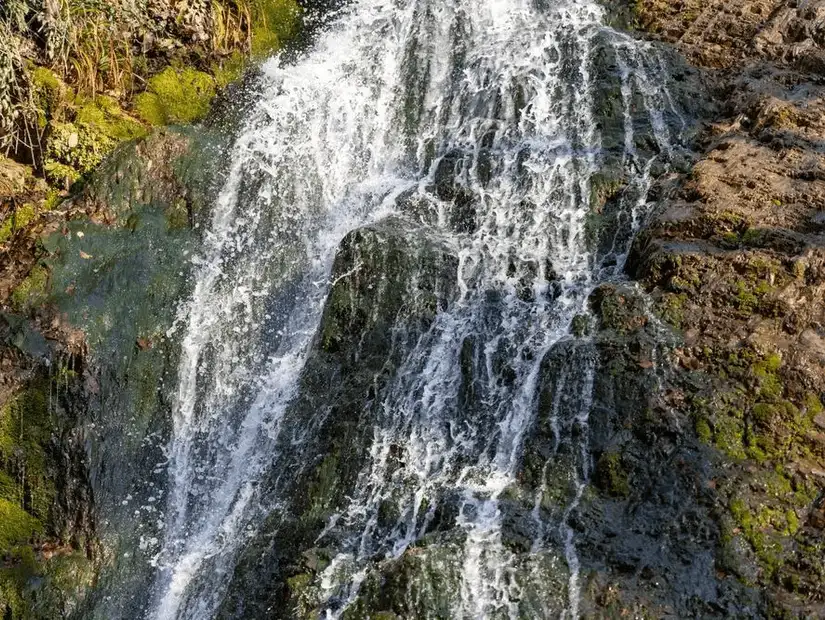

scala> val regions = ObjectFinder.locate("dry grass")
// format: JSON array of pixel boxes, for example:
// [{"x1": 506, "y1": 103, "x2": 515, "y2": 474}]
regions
[
  {"x1": 0, "y1": 0, "x2": 284, "y2": 162},
  {"x1": 212, "y1": 0, "x2": 255, "y2": 55}
]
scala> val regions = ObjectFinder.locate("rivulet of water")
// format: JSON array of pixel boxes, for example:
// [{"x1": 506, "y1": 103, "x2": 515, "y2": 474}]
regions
[{"x1": 145, "y1": 0, "x2": 683, "y2": 618}]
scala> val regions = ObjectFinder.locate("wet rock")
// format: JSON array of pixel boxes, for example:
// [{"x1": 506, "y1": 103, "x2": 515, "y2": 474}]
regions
[
  {"x1": 616, "y1": 0, "x2": 825, "y2": 614},
  {"x1": 217, "y1": 218, "x2": 460, "y2": 619}
]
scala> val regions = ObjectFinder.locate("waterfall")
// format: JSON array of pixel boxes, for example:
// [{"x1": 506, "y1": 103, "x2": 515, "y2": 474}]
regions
[{"x1": 146, "y1": 0, "x2": 683, "y2": 617}]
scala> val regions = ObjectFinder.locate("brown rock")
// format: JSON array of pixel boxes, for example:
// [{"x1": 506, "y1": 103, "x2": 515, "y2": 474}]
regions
[{"x1": 0, "y1": 157, "x2": 32, "y2": 198}]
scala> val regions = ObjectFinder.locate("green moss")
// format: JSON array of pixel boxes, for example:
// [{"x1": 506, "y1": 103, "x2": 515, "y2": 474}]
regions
[
  {"x1": 726, "y1": 258, "x2": 786, "y2": 316},
  {"x1": 0, "y1": 203, "x2": 38, "y2": 243},
  {"x1": 740, "y1": 228, "x2": 764, "y2": 247},
  {"x1": 0, "y1": 547, "x2": 96, "y2": 620},
  {"x1": 729, "y1": 497, "x2": 786, "y2": 577},
  {"x1": 592, "y1": 288, "x2": 648, "y2": 334},
  {"x1": 134, "y1": 68, "x2": 217, "y2": 126},
  {"x1": 657, "y1": 293, "x2": 687, "y2": 328},
  {"x1": 31, "y1": 67, "x2": 62, "y2": 99},
  {"x1": 43, "y1": 162, "x2": 81, "y2": 187},
  {"x1": 745, "y1": 444, "x2": 768, "y2": 463},
  {"x1": 729, "y1": 498, "x2": 750, "y2": 530},
  {"x1": 793, "y1": 476, "x2": 819, "y2": 509},
  {"x1": 763, "y1": 468, "x2": 794, "y2": 498},
  {"x1": 251, "y1": 0, "x2": 303, "y2": 59},
  {"x1": 589, "y1": 172, "x2": 626, "y2": 211},
  {"x1": 37, "y1": 90, "x2": 146, "y2": 191},
  {"x1": 0, "y1": 546, "x2": 39, "y2": 619},
  {"x1": 0, "y1": 470, "x2": 18, "y2": 502},
  {"x1": 805, "y1": 392, "x2": 823, "y2": 417},
  {"x1": 749, "y1": 400, "x2": 808, "y2": 461},
  {"x1": 649, "y1": 254, "x2": 703, "y2": 294},
  {"x1": 287, "y1": 572, "x2": 313, "y2": 598},
  {"x1": 31, "y1": 67, "x2": 66, "y2": 123},
  {"x1": 45, "y1": 122, "x2": 115, "y2": 176},
  {"x1": 43, "y1": 189, "x2": 64, "y2": 211},
  {"x1": 304, "y1": 452, "x2": 339, "y2": 522},
  {"x1": 0, "y1": 499, "x2": 42, "y2": 549},
  {"x1": 785, "y1": 510, "x2": 799, "y2": 535},
  {"x1": 751, "y1": 354, "x2": 783, "y2": 401},
  {"x1": 571, "y1": 314, "x2": 591, "y2": 338},
  {"x1": 594, "y1": 452, "x2": 629, "y2": 497},
  {"x1": 133, "y1": 92, "x2": 166, "y2": 126},
  {"x1": 75, "y1": 95, "x2": 147, "y2": 142},
  {"x1": 734, "y1": 280, "x2": 758, "y2": 313},
  {"x1": 712, "y1": 414, "x2": 747, "y2": 460},
  {"x1": 212, "y1": 51, "x2": 247, "y2": 89},
  {"x1": 720, "y1": 232, "x2": 739, "y2": 247},
  {"x1": 0, "y1": 383, "x2": 54, "y2": 523},
  {"x1": 695, "y1": 417, "x2": 712, "y2": 443},
  {"x1": 708, "y1": 211, "x2": 748, "y2": 240},
  {"x1": 697, "y1": 345, "x2": 819, "y2": 470},
  {"x1": 10, "y1": 265, "x2": 49, "y2": 314},
  {"x1": 285, "y1": 569, "x2": 318, "y2": 619}
]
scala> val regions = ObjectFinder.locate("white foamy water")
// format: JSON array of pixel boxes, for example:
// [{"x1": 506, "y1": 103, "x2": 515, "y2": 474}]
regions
[{"x1": 146, "y1": 0, "x2": 682, "y2": 618}]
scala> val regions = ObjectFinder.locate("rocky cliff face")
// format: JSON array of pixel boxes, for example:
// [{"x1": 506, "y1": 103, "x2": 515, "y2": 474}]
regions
[
  {"x1": 191, "y1": 3, "x2": 825, "y2": 616},
  {"x1": 615, "y1": 0, "x2": 825, "y2": 615}
]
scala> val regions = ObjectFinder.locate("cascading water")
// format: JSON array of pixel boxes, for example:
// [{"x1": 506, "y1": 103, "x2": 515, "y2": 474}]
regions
[{"x1": 143, "y1": 0, "x2": 684, "y2": 617}]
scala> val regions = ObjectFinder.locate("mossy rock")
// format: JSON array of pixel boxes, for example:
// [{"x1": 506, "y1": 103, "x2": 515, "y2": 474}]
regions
[
  {"x1": 594, "y1": 451, "x2": 630, "y2": 497},
  {"x1": 212, "y1": 51, "x2": 249, "y2": 89},
  {"x1": 0, "y1": 203, "x2": 39, "y2": 244},
  {"x1": 134, "y1": 68, "x2": 217, "y2": 126},
  {"x1": 0, "y1": 382, "x2": 55, "y2": 523},
  {"x1": 0, "y1": 546, "x2": 97, "y2": 620},
  {"x1": 590, "y1": 285, "x2": 648, "y2": 334},
  {"x1": 590, "y1": 172, "x2": 627, "y2": 211},
  {"x1": 341, "y1": 544, "x2": 465, "y2": 620},
  {"x1": 10, "y1": 265, "x2": 49, "y2": 315},
  {"x1": 302, "y1": 452, "x2": 340, "y2": 523},
  {"x1": 319, "y1": 220, "x2": 458, "y2": 354},
  {"x1": 75, "y1": 95, "x2": 147, "y2": 143},
  {"x1": 44, "y1": 98, "x2": 147, "y2": 186},
  {"x1": 33, "y1": 73, "x2": 147, "y2": 189},
  {"x1": 571, "y1": 313, "x2": 592, "y2": 337},
  {"x1": 655, "y1": 292, "x2": 688, "y2": 329},
  {"x1": 0, "y1": 499, "x2": 42, "y2": 549}
]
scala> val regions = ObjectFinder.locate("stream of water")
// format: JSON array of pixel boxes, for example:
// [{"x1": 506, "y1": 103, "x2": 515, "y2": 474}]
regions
[{"x1": 145, "y1": 0, "x2": 682, "y2": 617}]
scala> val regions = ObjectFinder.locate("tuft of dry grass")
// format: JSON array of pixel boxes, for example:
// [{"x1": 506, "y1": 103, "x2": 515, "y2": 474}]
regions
[{"x1": 212, "y1": 0, "x2": 255, "y2": 56}]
